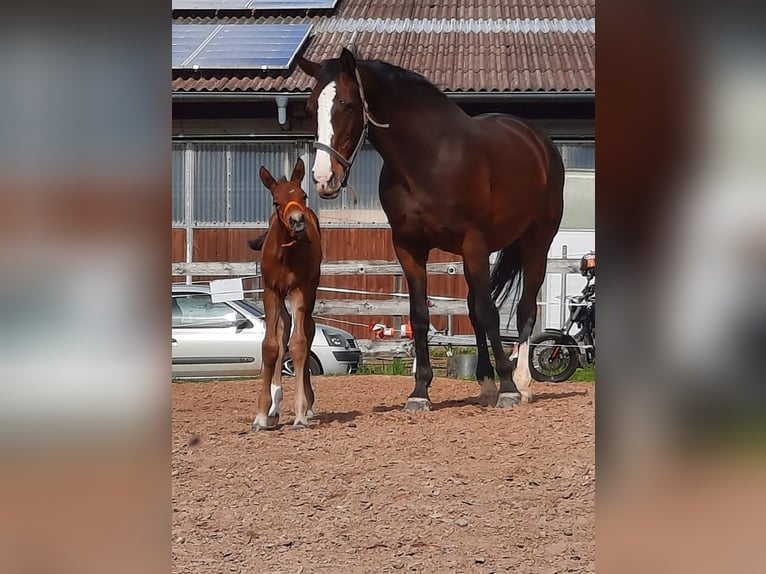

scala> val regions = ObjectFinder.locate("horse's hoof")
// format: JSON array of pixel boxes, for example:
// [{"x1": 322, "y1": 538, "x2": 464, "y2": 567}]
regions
[
  {"x1": 252, "y1": 415, "x2": 273, "y2": 431},
  {"x1": 496, "y1": 392, "x2": 522, "y2": 409},
  {"x1": 520, "y1": 390, "x2": 533, "y2": 404},
  {"x1": 477, "y1": 378, "x2": 498, "y2": 407},
  {"x1": 306, "y1": 409, "x2": 315, "y2": 419},
  {"x1": 292, "y1": 419, "x2": 310, "y2": 430},
  {"x1": 403, "y1": 398, "x2": 431, "y2": 412}
]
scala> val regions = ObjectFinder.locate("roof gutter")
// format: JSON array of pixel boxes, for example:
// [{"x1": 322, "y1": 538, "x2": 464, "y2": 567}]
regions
[{"x1": 171, "y1": 91, "x2": 594, "y2": 103}]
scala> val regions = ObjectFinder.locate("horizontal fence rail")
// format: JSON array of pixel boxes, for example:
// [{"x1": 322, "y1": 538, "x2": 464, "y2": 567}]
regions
[{"x1": 171, "y1": 258, "x2": 580, "y2": 277}]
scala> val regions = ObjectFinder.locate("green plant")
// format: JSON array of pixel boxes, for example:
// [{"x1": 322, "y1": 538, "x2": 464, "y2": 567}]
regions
[{"x1": 570, "y1": 365, "x2": 595, "y2": 382}]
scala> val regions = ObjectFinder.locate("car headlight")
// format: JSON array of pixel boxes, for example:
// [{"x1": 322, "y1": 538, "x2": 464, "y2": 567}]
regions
[{"x1": 323, "y1": 329, "x2": 347, "y2": 347}]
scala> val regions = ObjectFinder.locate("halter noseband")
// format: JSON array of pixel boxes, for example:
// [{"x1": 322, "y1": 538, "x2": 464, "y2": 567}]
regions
[
  {"x1": 278, "y1": 200, "x2": 306, "y2": 247},
  {"x1": 313, "y1": 66, "x2": 389, "y2": 187}
]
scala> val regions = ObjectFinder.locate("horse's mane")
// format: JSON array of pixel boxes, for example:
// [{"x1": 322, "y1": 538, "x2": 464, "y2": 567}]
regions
[{"x1": 360, "y1": 59, "x2": 449, "y2": 104}]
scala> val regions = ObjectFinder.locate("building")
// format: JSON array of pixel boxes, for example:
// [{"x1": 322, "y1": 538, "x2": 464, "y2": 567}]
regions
[{"x1": 172, "y1": 0, "x2": 595, "y2": 338}]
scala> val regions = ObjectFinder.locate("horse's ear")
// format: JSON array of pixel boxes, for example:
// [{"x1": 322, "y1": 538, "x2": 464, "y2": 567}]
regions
[
  {"x1": 296, "y1": 55, "x2": 320, "y2": 78},
  {"x1": 259, "y1": 166, "x2": 277, "y2": 191},
  {"x1": 340, "y1": 47, "x2": 356, "y2": 73},
  {"x1": 290, "y1": 158, "x2": 305, "y2": 184}
]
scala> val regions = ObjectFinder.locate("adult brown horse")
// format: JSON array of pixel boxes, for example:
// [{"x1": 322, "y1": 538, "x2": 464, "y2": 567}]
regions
[
  {"x1": 250, "y1": 158, "x2": 322, "y2": 430},
  {"x1": 297, "y1": 48, "x2": 565, "y2": 411}
]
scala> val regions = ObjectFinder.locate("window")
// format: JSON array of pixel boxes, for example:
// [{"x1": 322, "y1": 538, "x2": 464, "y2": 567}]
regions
[{"x1": 172, "y1": 294, "x2": 244, "y2": 328}]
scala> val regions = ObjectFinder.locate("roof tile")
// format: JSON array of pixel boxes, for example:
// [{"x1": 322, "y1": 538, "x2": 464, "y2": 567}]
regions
[{"x1": 172, "y1": 0, "x2": 594, "y2": 93}]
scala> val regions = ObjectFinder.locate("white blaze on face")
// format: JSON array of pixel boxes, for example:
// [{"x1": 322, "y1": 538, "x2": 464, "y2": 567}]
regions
[{"x1": 313, "y1": 81, "x2": 337, "y2": 184}]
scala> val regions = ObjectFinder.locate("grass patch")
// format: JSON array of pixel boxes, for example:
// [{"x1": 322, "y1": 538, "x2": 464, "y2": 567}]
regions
[
  {"x1": 569, "y1": 365, "x2": 595, "y2": 382},
  {"x1": 358, "y1": 357, "x2": 411, "y2": 376}
]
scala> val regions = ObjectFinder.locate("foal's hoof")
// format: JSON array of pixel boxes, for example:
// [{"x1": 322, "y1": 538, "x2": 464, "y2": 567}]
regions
[
  {"x1": 403, "y1": 398, "x2": 431, "y2": 412},
  {"x1": 495, "y1": 392, "x2": 522, "y2": 409},
  {"x1": 252, "y1": 415, "x2": 274, "y2": 432},
  {"x1": 292, "y1": 419, "x2": 311, "y2": 430}
]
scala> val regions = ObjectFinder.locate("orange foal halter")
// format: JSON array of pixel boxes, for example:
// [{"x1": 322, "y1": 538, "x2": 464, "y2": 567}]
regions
[{"x1": 278, "y1": 200, "x2": 307, "y2": 247}]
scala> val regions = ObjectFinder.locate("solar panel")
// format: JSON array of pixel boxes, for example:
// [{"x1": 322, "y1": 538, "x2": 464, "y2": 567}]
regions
[
  {"x1": 172, "y1": 0, "x2": 249, "y2": 8},
  {"x1": 248, "y1": 0, "x2": 338, "y2": 8},
  {"x1": 172, "y1": 25, "x2": 218, "y2": 68},
  {"x1": 171, "y1": 0, "x2": 337, "y2": 9},
  {"x1": 172, "y1": 24, "x2": 312, "y2": 70}
]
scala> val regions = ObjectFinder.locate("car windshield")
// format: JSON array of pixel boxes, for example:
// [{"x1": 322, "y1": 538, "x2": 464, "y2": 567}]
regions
[{"x1": 236, "y1": 299, "x2": 265, "y2": 318}]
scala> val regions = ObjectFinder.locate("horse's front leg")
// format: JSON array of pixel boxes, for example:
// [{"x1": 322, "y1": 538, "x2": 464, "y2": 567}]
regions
[
  {"x1": 394, "y1": 240, "x2": 433, "y2": 411},
  {"x1": 253, "y1": 289, "x2": 282, "y2": 431},
  {"x1": 287, "y1": 289, "x2": 312, "y2": 428}
]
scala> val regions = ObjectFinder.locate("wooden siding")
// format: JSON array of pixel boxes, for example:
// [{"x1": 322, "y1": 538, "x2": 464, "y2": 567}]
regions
[{"x1": 172, "y1": 227, "x2": 477, "y2": 338}]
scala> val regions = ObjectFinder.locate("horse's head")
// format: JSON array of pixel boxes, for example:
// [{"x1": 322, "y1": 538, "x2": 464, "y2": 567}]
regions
[
  {"x1": 297, "y1": 48, "x2": 369, "y2": 200},
  {"x1": 259, "y1": 159, "x2": 310, "y2": 242}
]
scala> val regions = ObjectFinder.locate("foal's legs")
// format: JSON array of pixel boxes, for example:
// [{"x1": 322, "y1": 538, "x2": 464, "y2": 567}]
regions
[
  {"x1": 394, "y1": 239, "x2": 433, "y2": 411},
  {"x1": 462, "y1": 231, "x2": 521, "y2": 408},
  {"x1": 513, "y1": 225, "x2": 556, "y2": 403},
  {"x1": 465, "y1": 272, "x2": 498, "y2": 407},
  {"x1": 288, "y1": 289, "x2": 313, "y2": 428},
  {"x1": 253, "y1": 289, "x2": 281, "y2": 431}
]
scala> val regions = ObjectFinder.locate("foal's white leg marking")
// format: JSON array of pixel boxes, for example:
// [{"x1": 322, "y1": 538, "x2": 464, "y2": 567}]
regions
[
  {"x1": 512, "y1": 341, "x2": 533, "y2": 403},
  {"x1": 312, "y1": 81, "x2": 336, "y2": 184},
  {"x1": 268, "y1": 383, "x2": 283, "y2": 418}
]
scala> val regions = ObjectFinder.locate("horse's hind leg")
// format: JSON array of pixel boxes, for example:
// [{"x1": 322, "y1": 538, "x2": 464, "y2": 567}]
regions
[
  {"x1": 462, "y1": 231, "x2": 520, "y2": 408},
  {"x1": 514, "y1": 224, "x2": 559, "y2": 403}
]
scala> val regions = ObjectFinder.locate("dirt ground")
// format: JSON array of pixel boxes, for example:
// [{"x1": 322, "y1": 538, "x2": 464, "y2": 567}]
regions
[{"x1": 172, "y1": 375, "x2": 595, "y2": 574}]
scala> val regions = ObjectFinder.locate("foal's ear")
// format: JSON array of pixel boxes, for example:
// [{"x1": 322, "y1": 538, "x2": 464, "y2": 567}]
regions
[
  {"x1": 296, "y1": 55, "x2": 320, "y2": 78},
  {"x1": 259, "y1": 166, "x2": 278, "y2": 191},
  {"x1": 340, "y1": 47, "x2": 356, "y2": 73},
  {"x1": 290, "y1": 158, "x2": 305, "y2": 184}
]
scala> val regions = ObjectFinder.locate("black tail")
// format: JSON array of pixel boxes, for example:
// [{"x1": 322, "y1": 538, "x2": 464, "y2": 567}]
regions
[
  {"x1": 489, "y1": 241, "x2": 524, "y2": 307},
  {"x1": 247, "y1": 231, "x2": 267, "y2": 251}
]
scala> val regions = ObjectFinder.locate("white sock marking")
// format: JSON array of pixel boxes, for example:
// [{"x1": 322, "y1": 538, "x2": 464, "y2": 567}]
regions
[
  {"x1": 268, "y1": 384, "x2": 283, "y2": 417},
  {"x1": 313, "y1": 81, "x2": 336, "y2": 184}
]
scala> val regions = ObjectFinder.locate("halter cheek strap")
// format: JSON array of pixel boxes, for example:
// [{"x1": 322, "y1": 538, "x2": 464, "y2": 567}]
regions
[{"x1": 312, "y1": 66, "x2": 389, "y2": 187}]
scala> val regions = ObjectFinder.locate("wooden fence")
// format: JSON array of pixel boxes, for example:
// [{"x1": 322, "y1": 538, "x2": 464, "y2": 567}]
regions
[{"x1": 171, "y1": 258, "x2": 579, "y2": 317}]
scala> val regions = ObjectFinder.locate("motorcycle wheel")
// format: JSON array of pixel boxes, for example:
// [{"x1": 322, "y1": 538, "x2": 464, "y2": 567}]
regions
[{"x1": 529, "y1": 333, "x2": 580, "y2": 383}]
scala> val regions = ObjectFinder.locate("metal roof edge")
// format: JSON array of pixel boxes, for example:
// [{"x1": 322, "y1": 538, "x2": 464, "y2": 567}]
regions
[{"x1": 172, "y1": 90, "x2": 594, "y2": 102}]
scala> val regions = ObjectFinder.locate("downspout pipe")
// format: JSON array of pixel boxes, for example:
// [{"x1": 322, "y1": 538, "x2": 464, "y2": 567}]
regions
[{"x1": 275, "y1": 96, "x2": 289, "y2": 126}]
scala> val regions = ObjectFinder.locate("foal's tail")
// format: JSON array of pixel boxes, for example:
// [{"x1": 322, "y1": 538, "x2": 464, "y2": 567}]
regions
[
  {"x1": 247, "y1": 231, "x2": 268, "y2": 251},
  {"x1": 489, "y1": 240, "x2": 523, "y2": 307}
]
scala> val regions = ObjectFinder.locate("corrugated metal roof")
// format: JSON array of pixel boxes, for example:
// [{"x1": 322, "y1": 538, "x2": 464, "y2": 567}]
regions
[{"x1": 172, "y1": 0, "x2": 595, "y2": 93}]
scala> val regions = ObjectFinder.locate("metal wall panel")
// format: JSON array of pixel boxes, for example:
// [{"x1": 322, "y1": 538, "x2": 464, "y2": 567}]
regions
[
  {"x1": 230, "y1": 142, "x2": 295, "y2": 223},
  {"x1": 193, "y1": 144, "x2": 227, "y2": 224},
  {"x1": 172, "y1": 144, "x2": 186, "y2": 224}
]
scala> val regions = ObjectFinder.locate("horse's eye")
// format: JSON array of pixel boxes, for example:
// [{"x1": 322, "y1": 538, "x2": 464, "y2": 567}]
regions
[{"x1": 273, "y1": 202, "x2": 278, "y2": 208}]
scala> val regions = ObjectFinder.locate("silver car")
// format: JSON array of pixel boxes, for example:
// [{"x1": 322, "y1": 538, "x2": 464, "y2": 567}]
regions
[{"x1": 172, "y1": 283, "x2": 361, "y2": 379}]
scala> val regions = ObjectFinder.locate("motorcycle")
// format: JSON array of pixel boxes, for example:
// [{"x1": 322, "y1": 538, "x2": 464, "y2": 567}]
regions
[{"x1": 528, "y1": 252, "x2": 595, "y2": 382}]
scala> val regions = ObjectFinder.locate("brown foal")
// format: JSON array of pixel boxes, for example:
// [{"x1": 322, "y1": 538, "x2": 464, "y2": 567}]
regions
[{"x1": 250, "y1": 158, "x2": 322, "y2": 430}]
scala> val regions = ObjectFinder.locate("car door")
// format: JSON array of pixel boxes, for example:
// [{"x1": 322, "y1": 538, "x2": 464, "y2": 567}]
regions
[{"x1": 172, "y1": 293, "x2": 263, "y2": 378}]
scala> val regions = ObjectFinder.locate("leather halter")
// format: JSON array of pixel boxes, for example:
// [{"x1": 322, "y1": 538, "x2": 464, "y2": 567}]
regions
[
  {"x1": 312, "y1": 66, "x2": 389, "y2": 187},
  {"x1": 278, "y1": 200, "x2": 306, "y2": 247}
]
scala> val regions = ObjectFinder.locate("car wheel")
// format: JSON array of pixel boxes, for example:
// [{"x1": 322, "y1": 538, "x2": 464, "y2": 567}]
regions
[{"x1": 282, "y1": 354, "x2": 322, "y2": 377}]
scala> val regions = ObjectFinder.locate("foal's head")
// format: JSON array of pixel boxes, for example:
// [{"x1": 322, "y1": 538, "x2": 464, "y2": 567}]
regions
[
  {"x1": 298, "y1": 48, "x2": 367, "y2": 200},
  {"x1": 259, "y1": 159, "x2": 310, "y2": 242}
]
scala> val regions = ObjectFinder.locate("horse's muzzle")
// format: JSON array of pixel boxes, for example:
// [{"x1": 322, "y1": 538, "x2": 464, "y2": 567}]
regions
[
  {"x1": 288, "y1": 214, "x2": 306, "y2": 233},
  {"x1": 315, "y1": 174, "x2": 341, "y2": 200}
]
